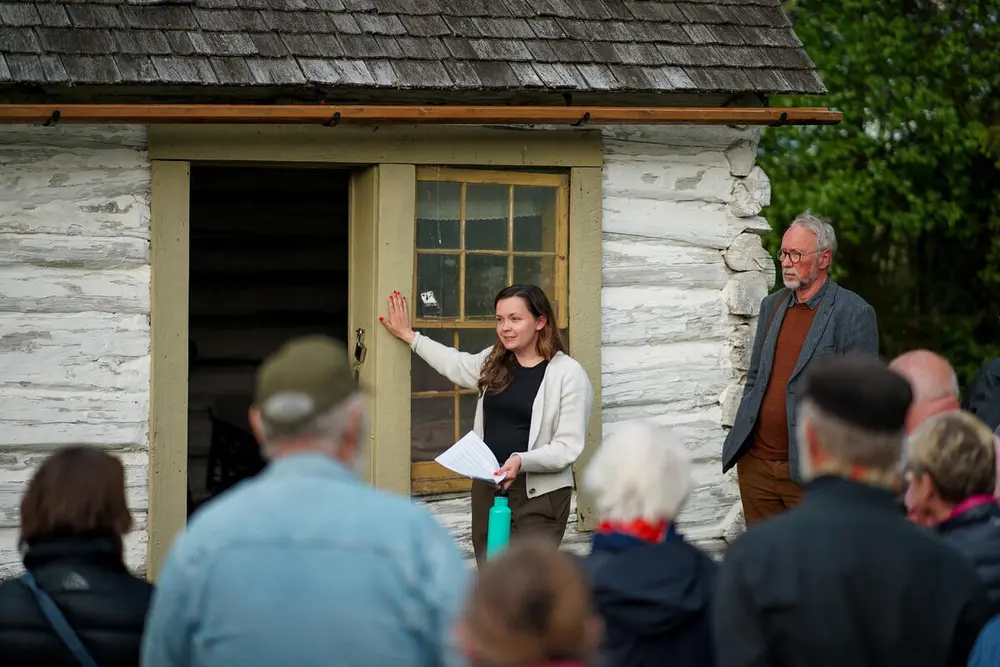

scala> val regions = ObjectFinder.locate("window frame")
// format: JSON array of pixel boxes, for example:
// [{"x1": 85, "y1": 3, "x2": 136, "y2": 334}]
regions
[{"x1": 410, "y1": 167, "x2": 571, "y2": 495}]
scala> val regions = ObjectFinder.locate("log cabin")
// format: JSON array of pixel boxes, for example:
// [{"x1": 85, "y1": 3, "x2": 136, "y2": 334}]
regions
[{"x1": 0, "y1": 0, "x2": 832, "y2": 578}]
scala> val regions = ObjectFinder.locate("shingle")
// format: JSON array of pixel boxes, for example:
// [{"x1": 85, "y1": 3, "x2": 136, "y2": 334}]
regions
[
  {"x1": 217, "y1": 9, "x2": 269, "y2": 31},
  {"x1": 281, "y1": 33, "x2": 322, "y2": 56},
  {"x1": 468, "y1": 39, "x2": 532, "y2": 61},
  {"x1": 557, "y1": 19, "x2": 635, "y2": 42},
  {"x1": 343, "y1": 0, "x2": 378, "y2": 10},
  {"x1": 62, "y1": 55, "x2": 122, "y2": 83},
  {"x1": 570, "y1": 1, "x2": 614, "y2": 20},
  {"x1": 659, "y1": 44, "x2": 721, "y2": 66},
  {"x1": 499, "y1": 0, "x2": 536, "y2": 17},
  {"x1": 0, "y1": 27, "x2": 41, "y2": 53},
  {"x1": 150, "y1": 55, "x2": 219, "y2": 83},
  {"x1": 575, "y1": 63, "x2": 619, "y2": 90},
  {"x1": 236, "y1": 0, "x2": 271, "y2": 8},
  {"x1": 115, "y1": 55, "x2": 159, "y2": 82},
  {"x1": 395, "y1": 36, "x2": 450, "y2": 60},
  {"x1": 306, "y1": 0, "x2": 347, "y2": 9},
  {"x1": 399, "y1": 14, "x2": 451, "y2": 37},
  {"x1": 0, "y1": 55, "x2": 10, "y2": 82},
  {"x1": 250, "y1": 32, "x2": 290, "y2": 57},
  {"x1": 523, "y1": 40, "x2": 557, "y2": 62},
  {"x1": 210, "y1": 56, "x2": 257, "y2": 84},
  {"x1": 442, "y1": 60, "x2": 481, "y2": 87},
  {"x1": 546, "y1": 40, "x2": 592, "y2": 63},
  {"x1": 339, "y1": 34, "x2": 394, "y2": 58},
  {"x1": 113, "y1": 30, "x2": 171, "y2": 55},
  {"x1": 164, "y1": 31, "x2": 197, "y2": 56},
  {"x1": 530, "y1": 62, "x2": 586, "y2": 89},
  {"x1": 189, "y1": 31, "x2": 258, "y2": 56},
  {"x1": 623, "y1": 1, "x2": 686, "y2": 22},
  {"x1": 366, "y1": 59, "x2": 398, "y2": 86},
  {"x1": 261, "y1": 9, "x2": 332, "y2": 32},
  {"x1": 39, "y1": 54, "x2": 68, "y2": 82},
  {"x1": 199, "y1": 0, "x2": 241, "y2": 7},
  {"x1": 356, "y1": 13, "x2": 407, "y2": 35},
  {"x1": 192, "y1": 9, "x2": 237, "y2": 31},
  {"x1": 36, "y1": 3, "x2": 71, "y2": 28},
  {"x1": 599, "y1": 0, "x2": 635, "y2": 20},
  {"x1": 508, "y1": 61, "x2": 543, "y2": 87},
  {"x1": 442, "y1": 16, "x2": 480, "y2": 37},
  {"x1": 682, "y1": 65, "x2": 753, "y2": 91},
  {"x1": 641, "y1": 64, "x2": 696, "y2": 90},
  {"x1": 526, "y1": 18, "x2": 565, "y2": 39},
  {"x1": 735, "y1": 25, "x2": 801, "y2": 47},
  {"x1": 534, "y1": 0, "x2": 575, "y2": 18},
  {"x1": 66, "y1": 4, "x2": 124, "y2": 29},
  {"x1": 120, "y1": 5, "x2": 199, "y2": 30},
  {"x1": 245, "y1": 56, "x2": 305, "y2": 83},
  {"x1": 269, "y1": 0, "x2": 310, "y2": 9},
  {"x1": 392, "y1": 59, "x2": 452, "y2": 87},
  {"x1": 461, "y1": 60, "x2": 521, "y2": 88},
  {"x1": 0, "y1": 3, "x2": 41, "y2": 27},
  {"x1": 449, "y1": 0, "x2": 511, "y2": 17},
  {"x1": 471, "y1": 17, "x2": 535, "y2": 39},
  {"x1": 5, "y1": 54, "x2": 44, "y2": 81},
  {"x1": 329, "y1": 12, "x2": 361, "y2": 34},
  {"x1": 626, "y1": 21, "x2": 690, "y2": 43},
  {"x1": 677, "y1": 3, "x2": 726, "y2": 23},
  {"x1": 38, "y1": 28, "x2": 115, "y2": 54},
  {"x1": 311, "y1": 33, "x2": 346, "y2": 56},
  {"x1": 587, "y1": 41, "x2": 663, "y2": 66},
  {"x1": 298, "y1": 57, "x2": 374, "y2": 84}
]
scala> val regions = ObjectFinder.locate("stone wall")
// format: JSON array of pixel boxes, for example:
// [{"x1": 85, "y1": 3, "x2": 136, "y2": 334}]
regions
[
  {"x1": 0, "y1": 124, "x2": 151, "y2": 577},
  {"x1": 600, "y1": 125, "x2": 774, "y2": 547}
]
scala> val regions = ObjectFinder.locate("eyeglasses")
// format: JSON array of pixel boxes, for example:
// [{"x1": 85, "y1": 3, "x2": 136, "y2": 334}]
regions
[{"x1": 778, "y1": 249, "x2": 821, "y2": 264}]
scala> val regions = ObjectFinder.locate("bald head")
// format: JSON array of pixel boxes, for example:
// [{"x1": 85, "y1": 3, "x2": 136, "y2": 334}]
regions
[{"x1": 889, "y1": 350, "x2": 961, "y2": 434}]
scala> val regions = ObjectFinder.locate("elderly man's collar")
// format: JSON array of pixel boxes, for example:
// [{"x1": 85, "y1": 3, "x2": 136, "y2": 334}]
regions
[{"x1": 785, "y1": 275, "x2": 831, "y2": 310}]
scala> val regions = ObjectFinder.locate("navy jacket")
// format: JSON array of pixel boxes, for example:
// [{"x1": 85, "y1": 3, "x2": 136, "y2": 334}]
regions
[
  {"x1": 937, "y1": 501, "x2": 1000, "y2": 616},
  {"x1": 583, "y1": 528, "x2": 717, "y2": 667}
]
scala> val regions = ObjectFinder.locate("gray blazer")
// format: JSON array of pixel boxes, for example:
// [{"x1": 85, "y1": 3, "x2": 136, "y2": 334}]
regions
[{"x1": 721, "y1": 279, "x2": 879, "y2": 481}]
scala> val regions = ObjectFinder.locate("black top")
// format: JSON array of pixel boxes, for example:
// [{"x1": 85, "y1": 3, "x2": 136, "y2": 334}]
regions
[
  {"x1": 937, "y1": 501, "x2": 1000, "y2": 617},
  {"x1": 483, "y1": 359, "x2": 549, "y2": 464},
  {"x1": 0, "y1": 536, "x2": 154, "y2": 667}
]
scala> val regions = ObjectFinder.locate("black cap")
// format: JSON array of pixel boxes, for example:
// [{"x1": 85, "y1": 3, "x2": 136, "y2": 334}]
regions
[{"x1": 801, "y1": 354, "x2": 912, "y2": 432}]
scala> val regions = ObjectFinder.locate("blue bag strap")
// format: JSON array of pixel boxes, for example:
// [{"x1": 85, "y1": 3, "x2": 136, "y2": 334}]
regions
[{"x1": 20, "y1": 571, "x2": 101, "y2": 667}]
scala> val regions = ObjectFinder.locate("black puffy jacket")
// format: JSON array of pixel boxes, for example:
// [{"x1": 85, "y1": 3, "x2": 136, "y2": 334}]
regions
[
  {"x1": 938, "y1": 501, "x2": 1000, "y2": 617},
  {"x1": 0, "y1": 536, "x2": 154, "y2": 667}
]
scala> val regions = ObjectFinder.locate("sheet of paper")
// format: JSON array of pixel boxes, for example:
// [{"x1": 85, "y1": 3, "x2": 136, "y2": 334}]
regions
[{"x1": 435, "y1": 431, "x2": 507, "y2": 483}]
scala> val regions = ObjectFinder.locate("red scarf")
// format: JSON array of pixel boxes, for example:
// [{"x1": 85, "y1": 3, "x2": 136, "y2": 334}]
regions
[{"x1": 596, "y1": 518, "x2": 668, "y2": 543}]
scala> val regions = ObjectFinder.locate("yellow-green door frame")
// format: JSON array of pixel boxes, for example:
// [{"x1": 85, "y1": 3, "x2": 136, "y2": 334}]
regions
[{"x1": 146, "y1": 124, "x2": 604, "y2": 580}]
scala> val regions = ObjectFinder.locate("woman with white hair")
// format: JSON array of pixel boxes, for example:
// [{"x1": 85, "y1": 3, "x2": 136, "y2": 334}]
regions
[{"x1": 581, "y1": 420, "x2": 717, "y2": 667}]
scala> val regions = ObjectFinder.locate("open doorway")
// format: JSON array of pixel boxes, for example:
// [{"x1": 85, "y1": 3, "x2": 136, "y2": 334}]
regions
[{"x1": 186, "y1": 166, "x2": 350, "y2": 515}]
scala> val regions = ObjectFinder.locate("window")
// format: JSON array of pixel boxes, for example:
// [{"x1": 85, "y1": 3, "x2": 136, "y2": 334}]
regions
[{"x1": 410, "y1": 168, "x2": 569, "y2": 495}]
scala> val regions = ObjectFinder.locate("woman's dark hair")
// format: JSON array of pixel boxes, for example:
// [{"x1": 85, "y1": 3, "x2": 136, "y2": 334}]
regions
[
  {"x1": 19, "y1": 446, "x2": 133, "y2": 553},
  {"x1": 477, "y1": 284, "x2": 567, "y2": 396}
]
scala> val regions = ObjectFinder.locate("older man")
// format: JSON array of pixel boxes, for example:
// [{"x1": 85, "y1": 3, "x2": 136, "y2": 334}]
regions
[
  {"x1": 142, "y1": 336, "x2": 469, "y2": 667},
  {"x1": 714, "y1": 355, "x2": 991, "y2": 667},
  {"x1": 723, "y1": 212, "x2": 879, "y2": 526},
  {"x1": 889, "y1": 349, "x2": 961, "y2": 434}
]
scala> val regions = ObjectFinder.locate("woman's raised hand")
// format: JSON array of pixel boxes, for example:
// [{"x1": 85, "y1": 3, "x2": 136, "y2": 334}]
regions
[{"x1": 380, "y1": 290, "x2": 416, "y2": 344}]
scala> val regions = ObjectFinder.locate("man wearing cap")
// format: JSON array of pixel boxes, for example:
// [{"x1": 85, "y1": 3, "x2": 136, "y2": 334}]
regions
[
  {"x1": 142, "y1": 336, "x2": 469, "y2": 667},
  {"x1": 713, "y1": 354, "x2": 991, "y2": 667}
]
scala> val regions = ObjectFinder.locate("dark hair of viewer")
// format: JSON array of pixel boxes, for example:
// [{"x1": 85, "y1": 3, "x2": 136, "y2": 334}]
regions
[
  {"x1": 19, "y1": 446, "x2": 133, "y2": 553},
  {"x1": 478, "y1": 284, "x2": 567, "y2": 396}
]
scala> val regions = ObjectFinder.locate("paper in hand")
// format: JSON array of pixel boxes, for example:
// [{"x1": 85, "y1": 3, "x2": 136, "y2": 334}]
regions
[{"x1": 435, "y1": 431, "x2": 507, "y2": 484}]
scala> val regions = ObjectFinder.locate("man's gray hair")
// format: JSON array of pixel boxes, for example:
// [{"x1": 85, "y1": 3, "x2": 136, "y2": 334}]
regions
[
  {"x1": 796, "y1": 397, "x2": 904, "y2": 485},
  {"x1": 259, "y1": 392, "x2": 367, "y2": 464},
  {"x1": 791, "y1": 210, "x2": 839, "y2": 257}
]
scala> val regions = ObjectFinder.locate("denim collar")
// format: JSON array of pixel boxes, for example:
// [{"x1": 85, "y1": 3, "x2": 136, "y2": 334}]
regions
[
  {"x1": 783, "y1": 275, "x2": 831, "y2": 311},
  {"x1": 265, "y1": 452, "x2": 361, "y2": 485}
]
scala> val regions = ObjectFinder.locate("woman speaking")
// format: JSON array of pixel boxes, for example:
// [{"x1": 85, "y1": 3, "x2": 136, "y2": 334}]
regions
[{"x1": 381, "y1": 284, "x2": 593, "y2": 564}]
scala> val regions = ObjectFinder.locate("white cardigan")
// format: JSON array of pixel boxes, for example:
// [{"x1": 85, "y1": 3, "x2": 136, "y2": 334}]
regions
[{"x1": 410, "y1": 332, "x2": 594, "y2": 499}]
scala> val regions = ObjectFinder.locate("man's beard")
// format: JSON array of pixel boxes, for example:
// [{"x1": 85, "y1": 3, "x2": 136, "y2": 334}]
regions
[{"x1": 782, "y1": 264, "x2": 820, "y2": 290}]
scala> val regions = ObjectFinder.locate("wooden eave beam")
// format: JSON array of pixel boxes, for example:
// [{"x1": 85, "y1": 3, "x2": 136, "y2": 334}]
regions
[{"x1": 0, "y1": 104, "x2": 841, "y2": 126}]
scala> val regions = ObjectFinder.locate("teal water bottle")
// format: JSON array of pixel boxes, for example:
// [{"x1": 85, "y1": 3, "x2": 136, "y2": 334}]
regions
[{"x1": 486, "y1": 487, "x2": 511, "y2": 560}]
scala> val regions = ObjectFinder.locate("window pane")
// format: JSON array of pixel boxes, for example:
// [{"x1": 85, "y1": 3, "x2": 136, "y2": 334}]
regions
[
  {"x1": 416, "y1": 181, "x2": 460, "y2": 249},
  {"x1": 513, "y1": 186, "x2": 557, "y2": 252},
  {"x1": 415, "y1": 253, "x2": 459, "y2": 318},
  {"x1": 466, "y1": 254, "x2": 508, "y2": 319},
  {"x1": 466, "y1": 183, "x2": 510, "y2": 250},
  {"x1": 411, "y1": 396, "x2": 455, "y2": 462},
  {"x1": 412, "y1": 329, "x2": 455, "y2": 392},
  {"x1": 513, "y1": 255, "x2": 555, "y2": 295},
  {"x1": 458, "y1": 328, "x2": 497, "y2": 355},
  {"x1": 459, "y1": 393, "x2": 478, "y2": 439}
]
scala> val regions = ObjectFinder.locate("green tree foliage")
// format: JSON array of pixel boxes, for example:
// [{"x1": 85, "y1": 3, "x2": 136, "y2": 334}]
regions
[{"x1": 758, "y1": 0, "x2": 1000, "y2": 385}]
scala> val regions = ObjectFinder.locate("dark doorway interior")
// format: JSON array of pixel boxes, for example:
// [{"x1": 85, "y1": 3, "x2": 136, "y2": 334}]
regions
[{"x1": 186, "y1": 166, "x2": 350, "y2": 515}]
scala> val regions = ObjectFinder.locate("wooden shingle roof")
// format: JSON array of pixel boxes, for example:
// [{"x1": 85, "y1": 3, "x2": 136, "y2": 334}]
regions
[{"x1": 0, "y1": 0, "x2": 826, "y2": 98}]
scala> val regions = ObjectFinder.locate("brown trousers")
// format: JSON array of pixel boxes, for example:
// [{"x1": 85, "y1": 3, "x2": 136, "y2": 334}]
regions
[
  {"x1": 737, "y1": 453, "x2": 804, "y2": 526},
  {"x1": 470, "y1": 475, "x2": 572, "y2": 566}
]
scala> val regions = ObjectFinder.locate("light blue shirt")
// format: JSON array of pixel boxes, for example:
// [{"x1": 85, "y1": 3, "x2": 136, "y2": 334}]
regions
[{"x1": 141, "y1": 454, "x2": 470, "y2": 667}]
